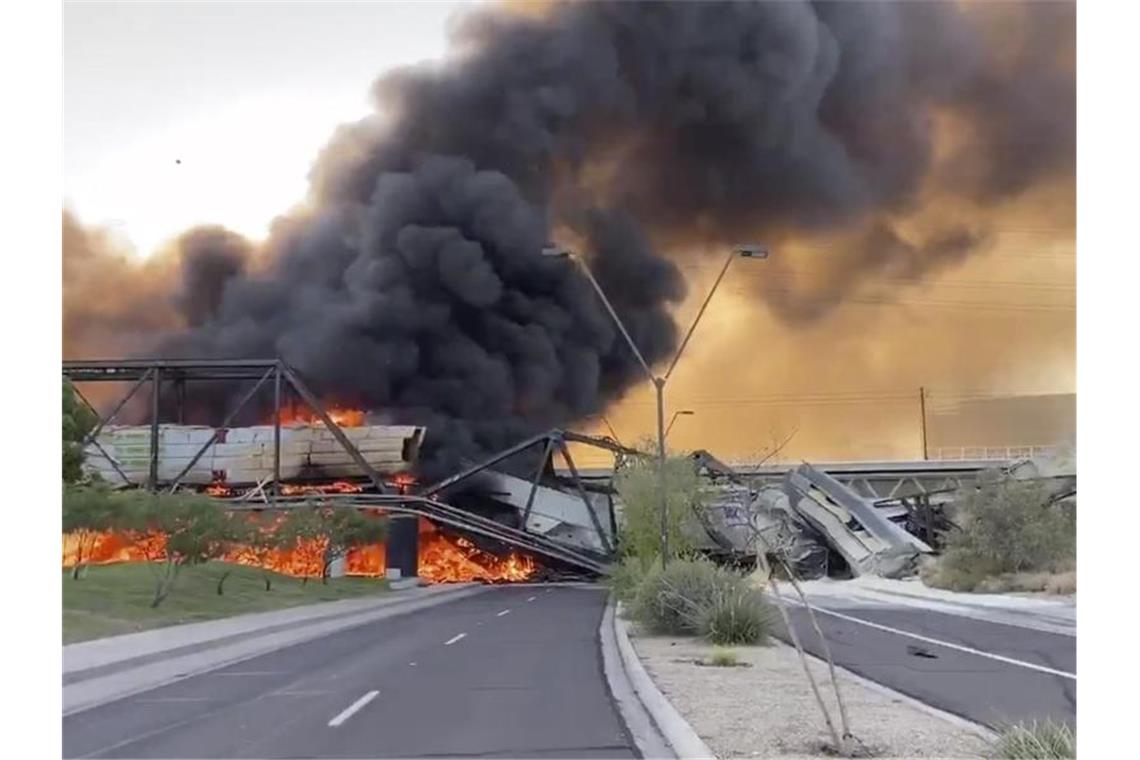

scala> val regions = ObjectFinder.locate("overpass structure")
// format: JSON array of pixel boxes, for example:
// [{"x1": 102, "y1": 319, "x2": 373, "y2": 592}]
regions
[{"x1": 574, "y1": 456, "x2": 1028, "y2": 501}]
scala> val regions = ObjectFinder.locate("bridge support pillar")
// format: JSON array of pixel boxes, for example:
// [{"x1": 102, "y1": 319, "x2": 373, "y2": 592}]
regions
[{"x1": 386, "y1": 515, "x2": 419, "y2": 580}]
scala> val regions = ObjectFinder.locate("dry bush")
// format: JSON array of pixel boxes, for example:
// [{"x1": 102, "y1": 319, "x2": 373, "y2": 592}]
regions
[
  {"x1": 690, "y1": 583, "x2": 773, "y2": 645},
  {"x1": 995, "y1": 720, "x2": 1075, "y2": 759},
  {"x1": 929, "y1": 476, "x2": 1075, "y2": 592},
  {"x1": 631, "y1": 556, "x2": 730, "y2": 635}
]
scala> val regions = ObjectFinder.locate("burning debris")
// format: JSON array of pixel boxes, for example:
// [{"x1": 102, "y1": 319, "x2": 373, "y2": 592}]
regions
[
  {"x1": 419, "y1": 521, "x2": 536, "y2": 584},
  {"x1": 63, "y1": 516, "x2": 539, "y2": 584}
]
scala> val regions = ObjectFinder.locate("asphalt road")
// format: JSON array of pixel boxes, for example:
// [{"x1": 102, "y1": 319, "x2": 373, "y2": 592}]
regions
[
  {"x1": 63, "y1": 585, "x2": 636, "y2": 759},
  {"x1": 778, "y1": 598, "x2": 1076, "y2": 730}
]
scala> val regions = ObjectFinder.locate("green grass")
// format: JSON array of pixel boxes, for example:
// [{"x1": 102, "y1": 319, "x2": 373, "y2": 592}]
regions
[
  {"x1": 994, "y1": 720, "x2": 1075, "y2": 759},
  {"x1": 63, "y1": 561, "x2": 388, "y2": 643}
]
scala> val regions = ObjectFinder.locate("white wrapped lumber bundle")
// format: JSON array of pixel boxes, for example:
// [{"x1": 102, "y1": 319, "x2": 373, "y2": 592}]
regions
[{"x1": 83, "y1": 423, "x2": 425, "y2": 485}]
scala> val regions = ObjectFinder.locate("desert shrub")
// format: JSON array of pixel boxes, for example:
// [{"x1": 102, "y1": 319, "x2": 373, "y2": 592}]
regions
[
  {"x1": 689, "y1": 584, "x2": 774, "y2": 645},
  {"x1": 607, "y1": 555, "x2": 653, "y2": 603},
  {"x1": 931, "y1": 477, "x2": 1075, "y2": 591},
  {"x1": 631, "y1": 556, "x2": 731, "y2": 634},
  {"x1": 630, "y1": 556, "x2": 768, "y2": 639},
  {"x1": 995, "y1": 720, "x2": 1075, "y2": 759}
]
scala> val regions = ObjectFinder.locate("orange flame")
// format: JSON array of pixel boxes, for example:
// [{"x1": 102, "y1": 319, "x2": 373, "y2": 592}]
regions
[
  {"x1": 62, "y1": 511, "x2": 363, "y2": 579},
  {"x1": 417, "y1": 519, "x2": 536, "y2": 583},
  {"x1": 62, "y1": 517, "x2": 536, "y2": 584},
  {"x1": 280, "y1": 481, "x2": 364, "y2": 496},
  {"x1": 276, "y1": 404, "x2": 366, "y2": 428},
  {"x1": 392, "y1": 473, "x2": 417, "y2": 495}
]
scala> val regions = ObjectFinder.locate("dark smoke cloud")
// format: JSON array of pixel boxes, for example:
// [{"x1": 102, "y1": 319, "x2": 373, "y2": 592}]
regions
[{"x1": 63, "y1": 1, "x2": 1074, "y2": 472}]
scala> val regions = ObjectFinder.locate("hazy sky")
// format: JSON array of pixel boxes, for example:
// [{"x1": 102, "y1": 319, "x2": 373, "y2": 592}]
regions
[
  {"x1": 65, "y1": 0, "x2": 475, "y2": 256},
  {"x1": 63, "y1": 1, "x2": 1075, "y2": 463}
]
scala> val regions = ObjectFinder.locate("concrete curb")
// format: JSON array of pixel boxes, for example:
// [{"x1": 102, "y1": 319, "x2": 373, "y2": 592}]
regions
[
  {"x1": 599, "y1": 599, "x2": 674, "y2": 759},
  {"x1": 63, "y1": 584, "x2": 488, "y2": 716},
  {"x1": 608, "y1": 600, "x2": 716, "y2": 760}
]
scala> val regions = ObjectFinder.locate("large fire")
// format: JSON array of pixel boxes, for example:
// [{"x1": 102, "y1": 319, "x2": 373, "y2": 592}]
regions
[
  {"x1": 418, "y1": 520, "x2": 536, "y2": 583},
  {"x1": 277, "y1": 404, "x2": 366, "y2": 428},
  {"x1": 62, "y1": 517, "x2": 536, "y2": 583}
]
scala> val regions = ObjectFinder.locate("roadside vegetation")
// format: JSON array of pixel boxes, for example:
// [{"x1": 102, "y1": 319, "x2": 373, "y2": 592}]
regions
[
  {"x1": 922, "y1": 474, "x2": 1075, "y2": 594},
  {"x1": 611, "y1": 447, "x2": 858, "y2": 756},
  {"x1": 61, "y1": 380, "x2": 389, "y2": 641},
  {"x1": 629, "y1": 556, "x2": 773, "y2": 645},
  {"x1": 610, "y1": 451, "x2": 773, "y2": 646},
  {"x1": 994, "y1": 720, "x2": 1075, "y2": 759},
  {"x1": 63, "y1": 561, "x2": 387, "y2": 643}
]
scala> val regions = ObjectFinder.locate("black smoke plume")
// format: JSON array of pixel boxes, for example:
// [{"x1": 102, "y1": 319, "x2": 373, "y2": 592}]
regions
[{"x1": 64, "y1": 1, "x2": 1074, "y2": 473}]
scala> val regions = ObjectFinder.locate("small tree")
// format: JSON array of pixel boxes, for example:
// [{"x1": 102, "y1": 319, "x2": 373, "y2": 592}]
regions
[
  {"x1": 276, "y1": 507, "x2": 387, "y2": 583},
  {"x1": 62, "y1": 484, "x2": 131, "y2": 579},
  {"x1": 276, "y1": 507, "x2": 328, "y2": 583},
  {"x1": 62, "y1": 380, "x2": 97, "y2": 484},
  {"x1": 320, "y1": 509, "x2": 387, "y2": 583},
  {"x1": 242, "y1": 512, "x2": 289, "y2": 591},
  {"x1": 124, "y1": 492, "x2": 232, "y2": 607},
  {"x1": 613, "y1": 445, "x2": 703, "y2": 563},
  {"x1": 212, "y1": 512, "x2": 252, "y2": 596}
]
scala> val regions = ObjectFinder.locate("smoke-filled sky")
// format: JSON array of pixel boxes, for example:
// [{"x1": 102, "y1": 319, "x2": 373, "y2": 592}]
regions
[{"x1": 64, "y1": 1, "x2": 1075, "y2": 470}]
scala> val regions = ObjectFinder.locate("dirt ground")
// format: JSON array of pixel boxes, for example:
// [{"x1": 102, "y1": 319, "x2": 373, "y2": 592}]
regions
[{"x1": 629, "y1": 628, "x2": 995, "y2": 759}]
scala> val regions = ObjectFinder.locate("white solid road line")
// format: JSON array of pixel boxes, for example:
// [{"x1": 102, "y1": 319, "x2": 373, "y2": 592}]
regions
[
  {"x1": 790, "y1": 601, "x2": 1076, "y2": 680},
  {"x1": 208, "y1": 671, "x2": 283, "y2": 677},
  {"x1": 497, "y1": 609, "x2": 511, "y2": 617},
  {"x1": 444, "y1": 632, "x2": 467, "y2": 646},
  {"x1": 133, "y1": 697, "x2": 212, "y2": 703},
  {"x1": 328, "y1": 690, "x2": 380, "y2": 727}
]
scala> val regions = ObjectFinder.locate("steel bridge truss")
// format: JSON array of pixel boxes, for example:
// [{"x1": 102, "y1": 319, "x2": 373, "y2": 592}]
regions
[{"x1": 62, "y1": 358, "x2": 624, "y2": 575}]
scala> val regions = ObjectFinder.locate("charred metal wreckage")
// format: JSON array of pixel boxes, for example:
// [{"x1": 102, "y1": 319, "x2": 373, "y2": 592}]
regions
[{"x1": 681, "y1": 446, "x2": 1077, "y2": 580}]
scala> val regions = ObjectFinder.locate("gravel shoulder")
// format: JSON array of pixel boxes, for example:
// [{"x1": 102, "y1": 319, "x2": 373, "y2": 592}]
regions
[{"x1": 628, "y1": 627, "x2": 994, "y2": 759}]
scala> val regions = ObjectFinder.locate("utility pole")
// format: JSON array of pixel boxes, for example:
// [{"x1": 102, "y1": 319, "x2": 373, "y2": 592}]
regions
[{"x1": 919, "y1": 386, "x2": 929, "y2": 461}]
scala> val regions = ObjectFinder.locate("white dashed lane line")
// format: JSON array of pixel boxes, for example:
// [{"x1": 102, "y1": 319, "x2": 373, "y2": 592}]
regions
[
  {"x1": 527, "y1": 596, "x2": 536, "y2": 602},
  {"x1": 328, "y1": 690, "x2": 379, "y2": 727},
  {"x1": 444, "y1": 633, "x2": 467, "y2": 646},
  {"x1": 497, "y1": 609, "x2": 511, "y2": 617}
]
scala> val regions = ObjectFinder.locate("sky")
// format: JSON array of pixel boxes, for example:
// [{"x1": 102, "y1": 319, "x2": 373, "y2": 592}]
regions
[
  {"x1": 63, "y1": 0, "x2": 1076, "y2": 465},
  {"x1": 65, "y1": 0, "x2": 473, "y2": 256}
]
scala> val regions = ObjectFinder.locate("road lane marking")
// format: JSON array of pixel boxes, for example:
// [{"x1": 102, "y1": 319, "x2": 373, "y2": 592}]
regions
[
  {"x1": 497, "y1": 609, "x2": 511, "y2": 617},
  {"x1": 788, "y1": 601, "x2": 1076, "y2": 680},
  {"x1": 527, "y1": 596, "x2": 536, "y2": 602},
  {"x1": 444, "y1": 632, "x2": 467, "y2": 646},
  {"x1": 209, "y1": 671, "x2": 283, "y2": 676},
  {"x1": 133, "y1": 697, "x2": 211, "y2": 703},
  {"x1": 328, "y1": 690, "x2": 379, "y2": 727}
]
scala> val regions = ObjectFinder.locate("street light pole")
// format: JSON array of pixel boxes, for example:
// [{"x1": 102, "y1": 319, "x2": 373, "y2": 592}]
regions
[
  {"x1": 665, "y1": 410, "x2": 695, "y2": 439},
  {"x1": 542, "y1": 243, "x2": 767, "y2": 569}
]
